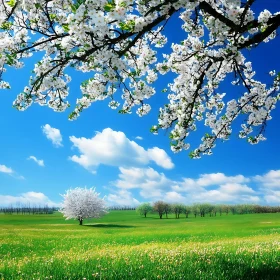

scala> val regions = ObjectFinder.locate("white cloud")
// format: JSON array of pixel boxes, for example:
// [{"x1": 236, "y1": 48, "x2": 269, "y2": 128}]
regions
[
  {"x1": 0, "y1": 164, "x2": 13, "y2": 174},
  {"x1": 264, "y1": 191, "x2": 280, "y2": 204},
  {"x1": 252, "y1": 170, "x2": 280, "y2": 204},
  {"x1": 140, "y1": 189, "x2": 164, "y2": 199},
  {"x1": 164, "y1": 191, "x2": 185, "y2": 203},
  {"x1": 242, "y1": 195, "x2": 261, "y2": 204},
  {"x1": 42, "y1": 124, "x2": 63, "y2": 147},
  {"x1": 116, "y1": 167, "x2": 167, "y2": 189},
  {"x1": 197, "y1": 173, "x2": 249, "y2": 187},
  {"x1": 110, "y1": 167, "x2": 264, "y2": 204},
  {"x1": 147, "y1": 147, "x2": 174, "y2": 169},
  {"x1": 69, "y1": 128, "x2": 174, "y2": 172},
  {"x1": 0, "y1": 192, "x2": 59, "y2": 207},
  {"x1": 191, "y1": 190, "x2": 260, "y2": 204},
  {"x1": 107, "y1": 189, "x2": 140, "y2": 206},
  {"x1": 254, "y1": 170, "x2": 280, "y2": 188},
  {"x1": 172, "y1": 178, "x2": 204, "y2": 193},
  {"x1": 135, "y1": 136, "x2": 143, "y2": 140},
  {"x1": 115, "y1": 167, "x2": 170, "y2": 197},
  {"x1": 219, "y1": 183, "x2": 255, "y2": 194},
  {"x1": 0, "y1": 164, "x2": 23, "y2": 179},
  {"x1": 192, "y1": 190, "x2": 234, "y2": 203},
  {"x1": 27, "y1": 156, "x2": 44, "y2": 167},
  {"x1": 191, "y1": 183, "x2": 259, "y2": 204}
]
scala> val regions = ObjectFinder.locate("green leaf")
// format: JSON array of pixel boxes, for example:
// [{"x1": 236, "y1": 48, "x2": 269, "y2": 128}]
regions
[
  {"x1": 118, "y1": 109, "x2": 127, "y2": 114},
  {"x1": 119, "y1": 20, "x2": 135, "y2": 32},
  {"x1": 5, "y1": 53, "x2": 16, "y2": 66},
  {"x1": 70, "y1": 4, "x2": 77, "y2": 13},
  {"x1": 49, "y1": 14, "x2": 56, "y2": 20},
  {"x1": 189, "y1": 151, "x2": 196, "y2": 159},
  {"x1": 120, "y1": 1, "x2": 127, "y2": 8},
  {"x1": 7, "y1": 0, "x2": 16, "y2": 8},
  {"x1": 104, "y1": 3, "x2": 115, "y2": 12},
  {"x1": 0, "y1": 21, "x2": 12, "y2": 30},
  {"x1": 62, "y1": 24, "x2": 70, "y2": 33},
  {"x1": 260, "y1": 26, "x2": 267, "y2": 33},
  {"x1": 150, "y1": 125, "x2": 159, "y2": 134}
]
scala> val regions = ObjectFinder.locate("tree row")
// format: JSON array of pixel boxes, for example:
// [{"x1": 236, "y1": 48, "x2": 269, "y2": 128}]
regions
[{"x1": 136, "y1": 202, "x2": 280, "y2": 219}]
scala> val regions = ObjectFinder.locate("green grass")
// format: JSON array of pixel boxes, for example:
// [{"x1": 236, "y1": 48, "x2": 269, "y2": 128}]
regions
[{"x1": 1, "y1": 211, "x2": 280, "y2": 279}]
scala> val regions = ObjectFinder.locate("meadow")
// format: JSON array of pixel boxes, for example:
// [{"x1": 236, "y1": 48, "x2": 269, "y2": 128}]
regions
[{"x1": 1, "y1": 211, "x2": 280, "y2": 280}]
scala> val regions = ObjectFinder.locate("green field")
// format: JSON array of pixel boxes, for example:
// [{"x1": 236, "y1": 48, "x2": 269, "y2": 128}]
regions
[{"x1": 1, "y1": 211, "x2": 280, "y2": 280}]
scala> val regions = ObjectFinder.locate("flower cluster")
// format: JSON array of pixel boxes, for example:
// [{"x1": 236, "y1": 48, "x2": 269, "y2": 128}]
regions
[
  {"x1": 0, "y1": 0, "x2": 279, "y2": 156},
  {"x1": 60, "y1": 187, "x2": 107, "y2": 224}
]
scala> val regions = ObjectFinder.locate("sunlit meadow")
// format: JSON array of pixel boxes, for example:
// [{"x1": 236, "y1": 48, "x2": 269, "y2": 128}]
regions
[{"x1": 1, "y1": 211, "x2": 280, "y2": 279}]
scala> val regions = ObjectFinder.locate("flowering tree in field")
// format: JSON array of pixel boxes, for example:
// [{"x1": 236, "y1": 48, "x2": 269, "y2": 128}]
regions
[
  {"x1": 136, "y1": 202, "x2": 153, "y2": 218},
  {"x1": 1, "y1": 0, "x2": 280, "y2": 157},
  {"x1": 60, "y1": 187, "x2": 107, "y2": 225}
]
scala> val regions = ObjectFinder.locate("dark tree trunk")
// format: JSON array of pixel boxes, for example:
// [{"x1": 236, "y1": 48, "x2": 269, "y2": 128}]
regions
[
  {"x1": 144, "y1": 213, "x2": 147, "y2": 218},
  {"x1": 79, "y1": 218, "x2": 83, "y2": 225}
]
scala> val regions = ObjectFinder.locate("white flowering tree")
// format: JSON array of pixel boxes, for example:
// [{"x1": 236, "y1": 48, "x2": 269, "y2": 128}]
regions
[
  {"x1": 60, "y1": 187, "x2": 107, "y2": 225},
  {"x1": 1, "y1": 0, "x2": 280, "y2": 157}
]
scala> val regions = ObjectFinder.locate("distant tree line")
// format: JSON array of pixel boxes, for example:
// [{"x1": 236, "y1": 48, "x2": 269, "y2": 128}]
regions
[
  {"x1": 136, "y1": 202, "x2": 280, "y2": 219},
  {"x1": 0, "y1": 204, "x2": 58, "y2": 214},
  {"x1": 108, "y1": 205, "x2": 136, "y2": 211}
]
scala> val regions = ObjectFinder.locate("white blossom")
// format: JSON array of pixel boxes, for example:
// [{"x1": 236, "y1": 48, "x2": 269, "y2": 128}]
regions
[
  {"x1": 0, "y1": 0, "x2": 279, "y2": 158},
  {"x1": 60, "y1": 187, "x2": 107, "y2": 225}
]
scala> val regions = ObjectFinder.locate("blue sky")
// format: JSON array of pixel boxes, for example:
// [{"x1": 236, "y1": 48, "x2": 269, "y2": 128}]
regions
[{"x1": 0, "y1": 2, "x2": 280, "y2": 207}]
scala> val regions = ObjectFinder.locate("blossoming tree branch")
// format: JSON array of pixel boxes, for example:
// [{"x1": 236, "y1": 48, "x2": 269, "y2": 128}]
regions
[{"x1": 0, "y1": 0, "x2": 279, "y2": 157}]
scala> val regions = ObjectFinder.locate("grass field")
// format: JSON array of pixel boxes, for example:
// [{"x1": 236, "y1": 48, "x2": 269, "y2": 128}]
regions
[{"x1": 1, "y1": 211, "x2": 280, "y2": 279}]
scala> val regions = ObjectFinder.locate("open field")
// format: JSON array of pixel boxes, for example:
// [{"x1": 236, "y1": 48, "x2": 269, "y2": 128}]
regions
[{"x1": 1, "y1": 211, "x2": 280, "y2": 279}]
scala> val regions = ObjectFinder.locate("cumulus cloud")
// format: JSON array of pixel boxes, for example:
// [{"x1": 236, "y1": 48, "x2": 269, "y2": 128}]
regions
[
  {"x1": 42, "y1": 124, "x2": 63, "y2": 147},
  {"x1": 0, "y1": 192, "x2": 59, "y2": 207},
  {"x1": 27, "y1": 156, "x2": 44, "y2": 167},
  {"x1": 110, "y1": 167, "x2": 265, "y2": 204},
  {"x1": 147, "y1": 147, "x2": 174, "y2": 169},
  {"x1": 135, "y1": 136, "x2": 143, "y2": 140},
  {"x1": 219, "y1": 183, "x2": 255, "y2": 194},
  {"x1": 196, "y1": 173, "x2": 249, "y2": 187},
  {"x1": 254, "y1": 170, "x2": 280, "y2": 188},
  {"x1": 107, "y1": 189, "x2": 140, "y2": 206},
  {"x1": 252, "y1": 170, "x2": 280, "y2": 204},
  {"x1": 0, "y1": 164, "x2": 13, "y2": 174},
  {"x1": 116, "y1": 167, "x2": 168, "y2": 189},
  {"x1": 191, "y1": 190, "x2": 260, "y2": 204},
  {"x1": 264, "y1": 191, "x2": 280, "y2": 204},
  {"x1": 164, "y1": 191, "x2": 186, "y2": 203},
  {"x1": 69, "y1": 128, "x2": 174, "y2": 172},
  {"x1": 115, "y1": 167, "x2": 172, "y2": 200}
]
